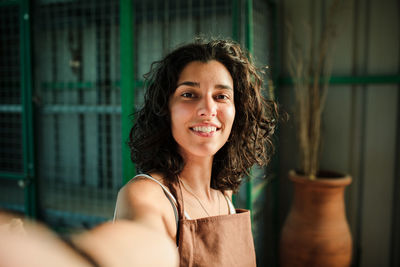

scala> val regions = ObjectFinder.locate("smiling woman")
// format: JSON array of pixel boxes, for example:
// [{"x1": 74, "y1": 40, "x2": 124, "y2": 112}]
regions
[
  {"x1": 169, "y1": 60, "x2": 235, "y2": 159},
  {"x1": 114, "y1": 38, "x2": 279, "y2": 266},
  {"x1": 129, "y1": 39, "x2": 277, "y2": 191}
]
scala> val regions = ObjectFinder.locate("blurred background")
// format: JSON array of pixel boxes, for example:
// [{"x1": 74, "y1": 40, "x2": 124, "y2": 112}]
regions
[{"x1": 0, "y1": 0, "x2": 398, "y2": 266}]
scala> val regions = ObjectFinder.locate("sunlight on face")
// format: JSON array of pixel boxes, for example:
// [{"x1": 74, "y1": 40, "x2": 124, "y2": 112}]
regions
[{"x1": 169, "y1": 60, "x2": 235, "y2": 160}]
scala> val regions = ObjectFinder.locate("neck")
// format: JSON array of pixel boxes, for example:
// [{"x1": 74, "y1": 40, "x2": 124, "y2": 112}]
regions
[{"x1": 179, "y1": 155, "x2": 214, "y2": 200}]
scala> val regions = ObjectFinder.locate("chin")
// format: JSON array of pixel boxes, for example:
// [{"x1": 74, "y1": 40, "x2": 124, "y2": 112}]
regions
[{"x1": 181, "y1": 145, "x2": 223, "y2": 159}]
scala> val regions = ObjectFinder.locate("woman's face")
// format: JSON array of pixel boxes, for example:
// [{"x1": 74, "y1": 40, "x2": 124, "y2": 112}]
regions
[{"x1": 168, "y1": 60, "x2": 235, "y2": 159}]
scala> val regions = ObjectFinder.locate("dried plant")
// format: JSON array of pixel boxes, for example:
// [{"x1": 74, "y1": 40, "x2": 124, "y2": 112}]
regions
[{"x1": 286, "y1": 0, "x2": 344, "y2": 179}]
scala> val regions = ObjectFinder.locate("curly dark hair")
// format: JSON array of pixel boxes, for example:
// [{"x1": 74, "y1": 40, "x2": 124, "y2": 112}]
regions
[{"x1": 129, "y1": 38, "x2": 278, "y2": 192}]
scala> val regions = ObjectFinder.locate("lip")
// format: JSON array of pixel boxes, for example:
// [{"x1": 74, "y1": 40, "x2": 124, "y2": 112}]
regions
[
  {"x1": 190, "y1": 122, "x2": 221, "y2": 128},
  {"x1": 189, "y1": 122, "x2": 221, "y2": 137},
  {"x1": 190, "y1": 129, "x2": 217, "y2": 137}
]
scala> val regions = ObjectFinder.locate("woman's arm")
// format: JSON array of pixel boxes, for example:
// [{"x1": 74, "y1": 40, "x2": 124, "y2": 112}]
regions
[
  {"x1": 0, "y1": 212, "x2": 92, "y2": 267},
  {"x1": 0, "y1": 210, "x2": 179, "y2": 267},
  {"x1": 73, "y1": 220, "x2": 178, "y2": 267}
]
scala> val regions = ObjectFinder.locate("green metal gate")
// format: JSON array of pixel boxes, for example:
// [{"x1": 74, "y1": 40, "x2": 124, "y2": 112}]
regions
[
  {"x1": 32, "y1": 0, "x2": 122, "y2": 228},
  {"x1": 1, "y1": 0, "x2": 275, "y2": 244},
  {"x1": 0, "y1": 0, "x2": 36, "y2": 217}
]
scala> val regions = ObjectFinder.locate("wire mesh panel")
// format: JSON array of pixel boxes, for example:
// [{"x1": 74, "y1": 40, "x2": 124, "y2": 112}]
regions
[
  {"x1": 253, "y1": 0, "x2": 270, "y2": 71},
  {"x1": 0, "y1": 4, "x2": 23, "y2": 174},
  {"x1": 0, "y1": 3, "x2": 26, "y2": 213},
  {"x1": 33, "y1": 0, "x2": 120, "y2": 229},
  {"x1": 133, "y1": 0, "x2": 233, "y2": 107},
  {"x1": 0, "y1": 179, "x2": 25, "y2": 213}
]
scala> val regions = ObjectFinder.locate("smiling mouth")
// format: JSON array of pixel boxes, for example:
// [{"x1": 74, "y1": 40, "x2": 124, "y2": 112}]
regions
[{"x1": 190, "y1": 126, "x2": 220, "y2": 133}]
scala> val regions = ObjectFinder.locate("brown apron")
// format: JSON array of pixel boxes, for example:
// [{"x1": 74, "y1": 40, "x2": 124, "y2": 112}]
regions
[{"x1": 170, "y1": 182, "x2": 257, "y2": 267}]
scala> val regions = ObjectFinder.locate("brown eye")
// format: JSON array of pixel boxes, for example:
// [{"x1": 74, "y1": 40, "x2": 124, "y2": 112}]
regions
[
  {"x1": 215, "y1": 94, "x2": 229, "y2": 100},
  {"x1": 181, "y1": 92, "x2": 195, "y2": 98}
]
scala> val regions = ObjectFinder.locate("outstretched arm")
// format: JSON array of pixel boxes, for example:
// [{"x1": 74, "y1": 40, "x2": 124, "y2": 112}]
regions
[
  {"x1": 72, "y1": 220, "x2": 178, "y2": 267},
  {"x1": 0, "y1": 210, "x2": 179, "y2": 267}
]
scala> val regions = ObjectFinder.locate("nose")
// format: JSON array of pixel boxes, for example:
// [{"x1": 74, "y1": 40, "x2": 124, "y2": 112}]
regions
[{"x1": 197, "y1": 94, "x2": 217, "y2": 117}]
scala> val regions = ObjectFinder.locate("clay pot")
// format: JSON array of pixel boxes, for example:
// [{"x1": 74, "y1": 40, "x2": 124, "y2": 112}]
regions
[{"x1": 280, "y1": 170, "x2": 353, "y2": 267}]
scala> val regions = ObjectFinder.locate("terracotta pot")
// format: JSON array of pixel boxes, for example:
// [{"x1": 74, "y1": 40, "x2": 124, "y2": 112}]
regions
[{"x1": 280, "y1": 170, "x2": 353, "y2": 267}]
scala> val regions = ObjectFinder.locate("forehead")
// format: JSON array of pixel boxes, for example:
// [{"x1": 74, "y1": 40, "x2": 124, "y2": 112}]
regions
[{"x1": 177, "y1": 60, "x2": 233, "y2": 86}]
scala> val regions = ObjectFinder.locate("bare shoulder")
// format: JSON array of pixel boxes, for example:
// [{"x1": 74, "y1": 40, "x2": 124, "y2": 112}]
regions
[
  {"x1": 118, "y1": 174, "x2": 167, "y2": 203},
  {"x1": 114, "y1": 174, "x2": 177, "y2": 240},
  {"x1": 115, "y1": 174, "x2": 171, "y2": 219}
]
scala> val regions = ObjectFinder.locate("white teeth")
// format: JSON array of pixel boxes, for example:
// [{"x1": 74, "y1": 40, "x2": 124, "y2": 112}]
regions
[{"x1": 192, "y1": 126, "x2": 217, "y2": 133}]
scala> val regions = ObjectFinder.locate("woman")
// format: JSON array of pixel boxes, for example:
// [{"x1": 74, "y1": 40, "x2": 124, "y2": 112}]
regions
[{"x1": 114, "y1": 39, "x2": 277, "y2": 266}]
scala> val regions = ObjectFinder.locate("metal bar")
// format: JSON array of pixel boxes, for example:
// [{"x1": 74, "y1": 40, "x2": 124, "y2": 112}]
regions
[
  {"x1": 245, "y1": 0, "x2": 254, "y2": 215},
  {"x1": 0, "y1": 105, "x2": 23, "y2": 112},
  {"x1": 269, "y1": 1, "x2": 281, "y2": 264},
  {"x1": 391, "y1": 83, "x2": 400, "y2": 267},
  {"x1": 330, "y1": 75, "x2": 400, "y2": 84},
  {"x1": 18, "y1": 0, "x2": 28, "y2": 216},
  {"x1": 245, "y1": 0, "x2": 254, "y2": 53},
  {"x1": 232, "y1": 0, "x2": 239, "y2": 42},
  {"x1": 41, "y1": 105, "x2": 121, "y2": 114},
  {"x1": 0, "y1": 0, "x2": 18, "y2": 7},
  {"x1": 20, "y1": 0, "x2": 28, "y2": 180},
  {"x1": 246, "y1": 173, "x2": 254, "y2": 213},
  {"x1": 231, "y1": 0, "x2": 240, "y2": 207},
  {"x1": 354, "y1": 1, "x2": 371, "y2": 264},
  {"x1": 21, "y1": 0, "x2": 37, "y2": 218},
  {"x1": 120, "y1": 0, "x2": 136, "y2": 184},
  {"x1": 390, "y1": 10, "x2": 400, "y2": 263},
  {"x1": 0, "y1": 173, "x2": 26, "y2": 180},
  {"x1": 270, "y1": 0, "x2": 280, "y2": 250},
  {"x1": 42, "y1": 81, "x2": 94, "y2": 90},
  {"x1": 41, "y1": 80, "x2": 144, "y2": 90},
  {"x1": 280, "y1": 75, "x2": 400, "y2": 86}
]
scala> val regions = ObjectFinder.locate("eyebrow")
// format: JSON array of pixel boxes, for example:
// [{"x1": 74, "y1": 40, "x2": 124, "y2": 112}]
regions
[
  {"x1": 177, "y1": 81, "x2": 199, "y2": 88},
  {"x1": 176, "y1": 81, "x2": 233, "y2": 91}
]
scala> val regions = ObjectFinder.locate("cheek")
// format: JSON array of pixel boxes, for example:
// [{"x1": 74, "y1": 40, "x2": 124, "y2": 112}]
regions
[
  {"x1": 169, "y1": 103, "x2": 191, "y2": 130},
  {"x1": 224, "y1": 105, "x2": 236, "y2": 128},
  {"x1": 169, "y1": 108, "x2": 180, "y2": 133}
]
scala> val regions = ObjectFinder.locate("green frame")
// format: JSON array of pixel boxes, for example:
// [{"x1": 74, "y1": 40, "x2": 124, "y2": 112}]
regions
[
  {"x1": 120, "y1": 0, "x2": 136, "y2": 184},
  {"x1": 245, "y1": 0, "x2": 254, "y2": 214},
  {"x1": 21, "y1": 0, "x2": 36, "y2": 217},
  {"x1": 280, "y1": 74, "x2": 400, "y2": 85},
  {"x1": 0, "y1": 0, "x2": 36, "y2": 217}
]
